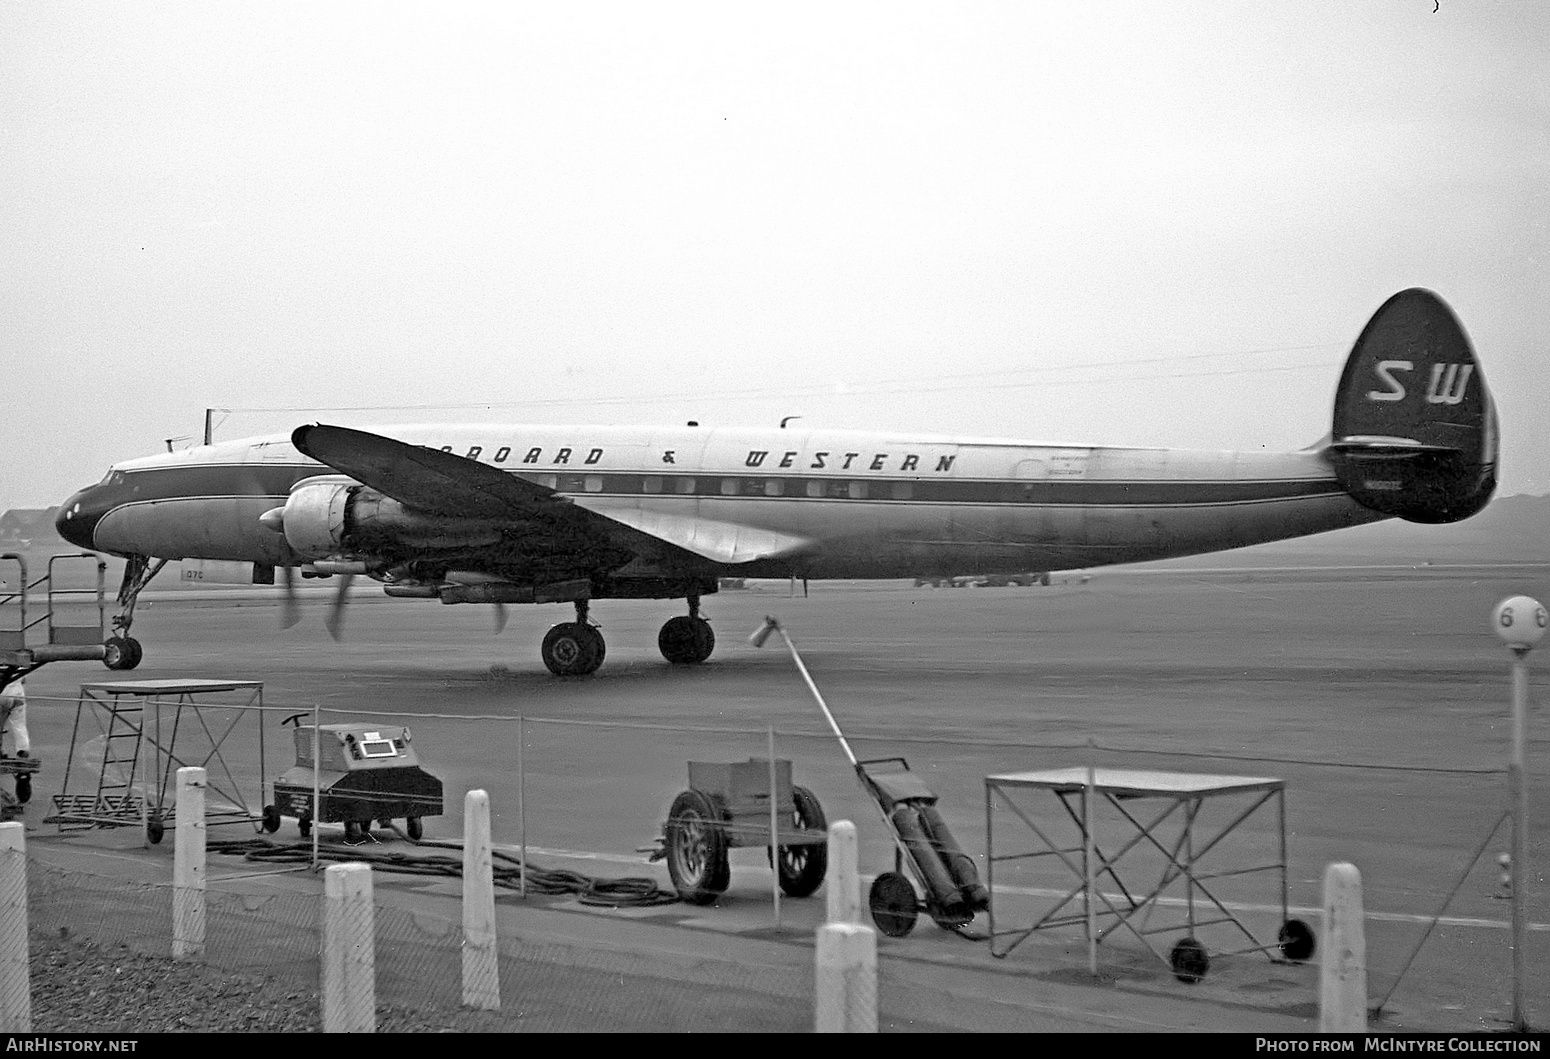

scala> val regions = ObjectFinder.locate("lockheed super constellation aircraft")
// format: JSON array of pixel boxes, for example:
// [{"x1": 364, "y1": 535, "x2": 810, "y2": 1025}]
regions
[{"x1": 55, "y1": 289, "x2": 1496, "y2": 676}]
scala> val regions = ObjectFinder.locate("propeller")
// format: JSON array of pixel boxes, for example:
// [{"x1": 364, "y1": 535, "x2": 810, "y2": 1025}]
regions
[
  {"x1": 279, "y1": 565, "x2": 301, "y2": 629},
  {"x1": 324, "y1": 573, "x2": 355, "y2": 641}
]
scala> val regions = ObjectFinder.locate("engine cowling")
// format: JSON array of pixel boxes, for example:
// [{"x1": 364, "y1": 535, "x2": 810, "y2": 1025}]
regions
[{"x1": 262, "y1": 478, "x2": 506, "y2": 560}]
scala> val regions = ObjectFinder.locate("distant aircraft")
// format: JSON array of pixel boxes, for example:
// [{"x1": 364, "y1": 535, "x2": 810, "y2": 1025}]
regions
[{"x1": 55, "y1": 289, "x2": 1496, "y2": 676}]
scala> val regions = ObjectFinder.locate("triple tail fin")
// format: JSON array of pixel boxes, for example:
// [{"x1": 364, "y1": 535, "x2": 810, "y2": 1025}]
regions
[{"x1": 1326, "y1": 288, "x2": 1497, "y2": 524}]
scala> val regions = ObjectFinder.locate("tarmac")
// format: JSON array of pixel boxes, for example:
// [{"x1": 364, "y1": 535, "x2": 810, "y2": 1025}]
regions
[{"x1": 9, "y1": 565, "x2": 1550, "y2": 1033}]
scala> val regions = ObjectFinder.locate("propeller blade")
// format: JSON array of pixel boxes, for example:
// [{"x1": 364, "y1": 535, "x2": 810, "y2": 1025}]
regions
[
  {"x1": 279, "y1": 565, "x2": 301, "y2": 629},
  {"x1": 493, "y1": 602, "x2": 509, "y2": 635},
  {"x1": 325, "y1": 573, "x2": 354, "y2": 641}
]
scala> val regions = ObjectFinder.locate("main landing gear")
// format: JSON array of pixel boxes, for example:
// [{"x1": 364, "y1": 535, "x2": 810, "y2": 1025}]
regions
[
  {"x1": 538, "y1": 596, "x2": 716, "y2": 677},
  {"x1": 658, "y1": 595, "x2": 714, "y2": 666},
  {"x1": 540, "y1": 601, "x2": 607, "y2": 677},
  {"x1": 103, "y1": 555, "x2": 168, "y2": 672}
]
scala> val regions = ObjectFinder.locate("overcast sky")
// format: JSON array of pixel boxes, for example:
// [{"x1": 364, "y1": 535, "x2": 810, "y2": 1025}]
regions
[{"x1": 3, "y1": 1, "x2": 1546, "y2": 511}]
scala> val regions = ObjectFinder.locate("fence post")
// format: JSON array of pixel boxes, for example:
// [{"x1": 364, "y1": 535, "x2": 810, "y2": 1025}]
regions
[
  {"x1": 1319, "y1": 861, "x2": 1367, "y2": 1032},
  {"x1": 814, "y1": 820, "x2": 876, "y2": 1032},
  {"x1": 322, "y1": 862, "x2": 375, "y2": 1033},
  {"x1": 0, "y1": 822, "x2": 29, "y2": 1032},
  {"x1": 173, "y1": 766, "x2": 206, "y2": 961},
  {"x1": 462, "y1": 789, "x2": 500, "y2": 1011}
]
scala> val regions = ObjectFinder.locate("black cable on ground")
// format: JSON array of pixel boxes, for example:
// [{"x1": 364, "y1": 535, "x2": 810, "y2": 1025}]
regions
[{"x1": 208, "y1": 834, "x2": 682, "y2": 908}]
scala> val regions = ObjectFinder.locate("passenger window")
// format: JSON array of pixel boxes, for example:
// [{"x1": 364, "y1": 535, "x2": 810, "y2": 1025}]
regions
[
  {"x1": 675, "y1": 477, "x2": 697, "y2": 494},
  {"x1": 891, "y1": 482, "x2": 913, "y2": 500},
  {"x1": 642, "y1": 476, "x2": 663, "y2": 493},
  {"x1": 807, "y1": 480, "x2": 825, "y2": 498},
  {"x1": 848, "y1": 481, "x2": 868, "y2": 499},
  {"x1": 558, "y1": 474, "x2": 587, "y2": 491},
  {"x1": 721, "y1": 478, "x2": 740, "y2": 496},
  {"x1": 537, "y1": 474, "x2": 558, "y2": 489},
  {"x1": 765, "y1": 479, "x2": 784, "y2": 497},
  {"x1": 584, "y1": 475, "x2": 604, "y2": 493}
]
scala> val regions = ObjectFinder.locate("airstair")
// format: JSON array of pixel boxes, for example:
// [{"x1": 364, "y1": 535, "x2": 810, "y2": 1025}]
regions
[{"x1": 0, "y1": 552, "x2": 108, "y2": 686}]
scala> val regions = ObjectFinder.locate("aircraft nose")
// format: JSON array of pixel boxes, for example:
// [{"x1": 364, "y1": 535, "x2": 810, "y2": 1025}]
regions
[{"x1": 55, "y1": 485, "x2": 105, "y2": 550}]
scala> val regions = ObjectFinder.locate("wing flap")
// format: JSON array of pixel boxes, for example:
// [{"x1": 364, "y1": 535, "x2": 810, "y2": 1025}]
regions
[{"x1": 588, "y1": 505, "x2": 815, "y2": 565}]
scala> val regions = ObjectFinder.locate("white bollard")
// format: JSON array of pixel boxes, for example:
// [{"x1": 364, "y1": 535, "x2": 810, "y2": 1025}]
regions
[
  {"x1": 814, "y1": 820, "x2": 876, "y2": 1032},
  {"x1": 322, "y1": 863, "x2": 375, "y2": 1033},
  {"x1": 172, "y1": 767, "x2": 206, "y2": 961},
  {"x1": 1319, "y1": 861, "x2": 1367, "y2": 1032},
  {"x1": 0, "y1": 822, "x2": 29, "y2": 1032},
  {"x1": 462, "y1": 790, "x2": 500, "y2": 1011}
]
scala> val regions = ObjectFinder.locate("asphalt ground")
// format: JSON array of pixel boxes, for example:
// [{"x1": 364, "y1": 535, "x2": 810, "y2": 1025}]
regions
[{"x1": 9, "y1": 564, "x2": 1550, "y2": 1033}]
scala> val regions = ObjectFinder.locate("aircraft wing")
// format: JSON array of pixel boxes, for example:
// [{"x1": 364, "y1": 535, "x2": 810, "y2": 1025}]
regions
[
  {"x1": 292, "y1": 424, "x2": 559, "y2": 518},
  {"x1": 290, "y1": 424, "x2": 813, "y2": 567}
]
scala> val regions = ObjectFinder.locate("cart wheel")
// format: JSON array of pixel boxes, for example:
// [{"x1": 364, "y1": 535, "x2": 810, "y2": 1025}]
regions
[
  {"x1": 768, "y1": 785, "x2": 828, "y2": 898},
  {"x1": 146, "y1": 812, "x2": 165, "y2": 845},
  {"x1": 298, "y1": 813, "x2": 312, "y2": 838},
  {"x1": 1170, "y1": 936, "x2": 1209, "y2": 983},
  {"x1": 665, "y1": 789, "x2": 730, "y2": 904},
  {"x1": 14, "y1": 775, "x2": 29, "y2": 805},
  {"x1": 1278, "y1": 918, "x2": 1315, "y2": 962},
  {"x1": 405, "y1": 817, "x2": 423, "y2": 841},
  {"x1": 261, "y1": 804, "x2": 281, "y2": 834},
  {"x1": 869, "y1": 872, "x2": 919, "y2": 938}
]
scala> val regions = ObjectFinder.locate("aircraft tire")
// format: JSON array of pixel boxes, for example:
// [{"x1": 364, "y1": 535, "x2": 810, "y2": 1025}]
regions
[
  {"x1": 658, "y1": 615, "x2": 714, "y2": 665},
  {"x1": 103, "y1": 636, "x2": 143, "y2": 671},
  {"x1": 542, "y1": 622, "x2": 605, "y2": 676}
]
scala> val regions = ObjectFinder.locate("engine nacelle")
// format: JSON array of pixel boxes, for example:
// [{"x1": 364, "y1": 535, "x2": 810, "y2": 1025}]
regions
[
  {"x1": 270, "y1": 479, "x2": 506, "y2": 560},
  {"x1": 280, "y1": 480, "x2": 353, "y2": 558}
]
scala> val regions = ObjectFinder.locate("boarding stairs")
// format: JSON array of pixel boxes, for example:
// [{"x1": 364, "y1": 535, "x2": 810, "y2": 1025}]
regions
[{"x1": 0, "y1": 553, "x2": 108, "y2": 686}]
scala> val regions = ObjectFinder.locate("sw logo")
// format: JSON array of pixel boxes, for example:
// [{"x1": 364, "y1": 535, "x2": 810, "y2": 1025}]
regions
[{"x1": 1366, "y1": 360, "x2": 1473, "y2": 405}]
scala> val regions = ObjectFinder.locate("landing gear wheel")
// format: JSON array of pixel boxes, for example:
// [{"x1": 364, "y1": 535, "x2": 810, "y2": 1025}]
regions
[
  {"x1": 103, "y1": 636, "x2": 143, "y2": 671},
  {"x1": 665, "y1": 788, "x2": 730, "y2": 904},
  {"x1": 405, "y1": 817, "x2": 423, "y2": 841},
  {"x1": 298, "y1": 812, "x2": 313, "y2": 839},
  {"x1": 767, "y1": 785, "x2": 828, "y2": 898},
  {"x1": 1170, "y1": 936, "x2": 1210, "y2": 983},
  {"x1": 869, "y1": 872, "x2": 919, "y2": 937},
  {"x1": 1278, "y1": 918, "x2": 1315, "y2": 962},
  {"x1": 261, "y1": 804, "x2": 281, "y2": 834},
  {"x1": 146, "y1": 812, "x2": 164, "y2": 845},
  {"x1": 658, "y1": 615, "x2": 714, "y2": 665},
  {"x1": 542, "y1": 622, "x2": 605, "y2": 676},
  {"x1": 344, "y1": 820, "x2": 364, "y2": 843},
  {"x1": 14, "y1": 775, "x2": 30, "y2": 805}
]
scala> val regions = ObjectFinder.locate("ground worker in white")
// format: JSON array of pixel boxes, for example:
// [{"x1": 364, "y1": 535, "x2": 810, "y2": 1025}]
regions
[{"x1": 0, "y1": 676, "x2": 32, "y2": 805}]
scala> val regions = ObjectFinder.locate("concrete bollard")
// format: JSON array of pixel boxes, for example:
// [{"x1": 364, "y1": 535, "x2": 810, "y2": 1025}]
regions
[
  {"x1": 462, "y1": 789, "x2": 500, "y2": 1011},
  {"x1": 322, "y1": 862, "x2": 375, "y2": 1033},
  {"x1": 172, "y1": 767, "x2": 206, "y2": 961},
  {"x1": 0, "y1": 822, "x2": 29, "y2": 1032},
  {"x1": 1319, "y1": 861, "x2": 1367, "y2": 1032},
  {"x1": 814, "y1": 820, "x2": 876, "y2": 1032}
]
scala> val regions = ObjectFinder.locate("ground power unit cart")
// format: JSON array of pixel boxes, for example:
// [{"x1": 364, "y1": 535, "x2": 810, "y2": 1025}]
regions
[{"x1": 269, "y1": 718, "x2": 443, "y2": 842}]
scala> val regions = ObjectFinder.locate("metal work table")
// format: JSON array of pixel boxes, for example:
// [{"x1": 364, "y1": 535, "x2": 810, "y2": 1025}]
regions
[
  {"x1": 984, "y1": 766, "x2": 1313, "y2": 981},
  {"x1": 47, "y1": 679, "x2": 268, "y2": 844}
]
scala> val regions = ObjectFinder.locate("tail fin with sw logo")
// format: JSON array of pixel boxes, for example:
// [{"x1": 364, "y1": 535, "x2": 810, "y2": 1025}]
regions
[{"x1": 1327, "y1": 288, "x2": 1497, "y2": 524}]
